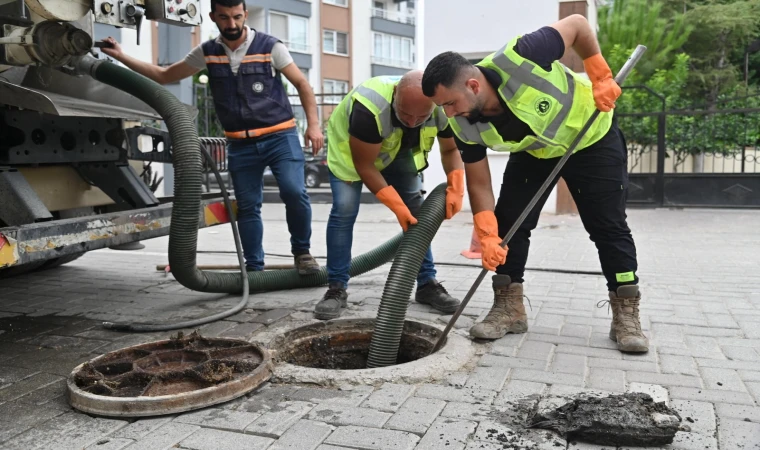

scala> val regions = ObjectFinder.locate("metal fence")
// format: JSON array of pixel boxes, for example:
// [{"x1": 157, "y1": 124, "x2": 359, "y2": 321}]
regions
[
  {"x1": 192, "y1": 82, "x2": 760, "y2": 207},
  {"x1": 616, "y1": 88, "x2": 760, "y2": 207}
]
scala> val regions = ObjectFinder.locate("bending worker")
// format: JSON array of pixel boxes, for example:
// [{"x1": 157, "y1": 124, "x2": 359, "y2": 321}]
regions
[
  {"x1": 100, "y1": 0, "x2": 322, "y2": 275},
  {"x1": 314, "y1": 70, "x2": 465, "y2": 320},
  {"x1": 421, "y1": 14, "x2": 648, "y2": 353}
]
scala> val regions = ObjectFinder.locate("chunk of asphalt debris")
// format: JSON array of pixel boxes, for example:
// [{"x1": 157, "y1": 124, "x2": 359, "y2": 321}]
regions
[{"x1": 529, "y1": 392, "x2": 689, "y2": 447}]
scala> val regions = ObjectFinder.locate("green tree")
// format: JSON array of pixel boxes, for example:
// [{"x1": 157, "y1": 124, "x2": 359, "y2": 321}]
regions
[
  {"x1": 597, "y1": 0, "x2": 693, "y2": 80},
  {"x1": 679, "y1": 0, "x2": 760, "y2": 103}
]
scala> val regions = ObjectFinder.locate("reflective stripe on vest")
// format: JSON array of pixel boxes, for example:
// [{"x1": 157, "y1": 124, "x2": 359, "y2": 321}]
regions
[
  {"x1": 449, "y1": 35, "x2": 614, "y2": 159},
  {"x1": 327, "y1": 76, "x2": 443, "y2": 182},
  {"x1": 491, "y1": 45, "x2": 575, "y2": 140},
  {"x1": 349, "y1": 85, "x2": 394, "y2": 138},
  {"x1": 378, "y1": 152, "x2": 392, "y2": 166},
  {"x1": 224, "y1": 118, "x2": 296, "y2": 139}
]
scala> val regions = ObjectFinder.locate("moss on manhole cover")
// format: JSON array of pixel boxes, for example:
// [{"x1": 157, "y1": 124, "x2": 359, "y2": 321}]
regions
[{"x1": 66, "y1": 331, "x2": 271, "y2": 417}]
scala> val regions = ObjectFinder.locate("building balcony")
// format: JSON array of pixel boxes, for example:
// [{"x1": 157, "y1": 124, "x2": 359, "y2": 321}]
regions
[
  {"x1": 371, "y1": 56, "x2": 414, "y2": 69},
  {"x1": 283, "y1": 41, "x2": 311, "y2": 54},
  {"x1": 371, "y1": 8, "x2": 415, "y2": 25},
  {"x1": 370, "y1": 8, "x2": 415, "y2": 39},
  {"x1": 371, "y1": 57, "x2": 413, "y2": 77}
]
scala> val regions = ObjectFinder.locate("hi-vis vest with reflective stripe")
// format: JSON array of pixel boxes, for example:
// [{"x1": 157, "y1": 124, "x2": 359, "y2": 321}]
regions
[
  {"x1": 327, "y1": 76, "x2": 449, "y2": 182},
  {"x1": 450, "y1": 36, "x2": 613, "y2": 159},
  {"x1": 202, "y1": 31, "x2": 295, "y2": 140}
]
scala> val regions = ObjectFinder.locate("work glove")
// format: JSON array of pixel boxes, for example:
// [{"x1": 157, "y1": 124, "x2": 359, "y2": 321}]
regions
[
  {"x1": 376, "y1": 186, "x2": 418, "y2": 232},
  {"x1": 583, "y1": 53, "x2": 621, "y2": 113},
  {"x1": 445, "y1": 169, "x2": 465, "y2": 219},
  {"x1": 473, "y1": 210, "x2": 508, "y2": 271}
]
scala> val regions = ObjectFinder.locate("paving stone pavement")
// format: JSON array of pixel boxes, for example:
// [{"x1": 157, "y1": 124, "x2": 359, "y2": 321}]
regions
[{"x1": 1, "y1": 204, "x2": 759, "y2": 449}]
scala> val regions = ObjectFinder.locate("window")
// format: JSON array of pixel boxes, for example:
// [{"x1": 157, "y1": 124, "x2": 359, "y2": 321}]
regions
[
  {"x1": 323, "y1": 30, "x2": 348, "y2": 56},
  {"x1": 323, "y1": 79, "x2": 349, "y2": 104},
  {"x1": 323, "y1": 0, "x2": 348, "y2": 6},
  {"x1": 269, "y1": 12, "x2": 309, "y2": 53},
  {"x1": 372, "y1": 32, "x2": 413, "y2": 68}
]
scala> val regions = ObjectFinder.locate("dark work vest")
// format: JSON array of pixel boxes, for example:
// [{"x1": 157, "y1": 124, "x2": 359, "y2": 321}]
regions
[{"x1": 201, "y1": 30, "x2": 295, "y2": 139}]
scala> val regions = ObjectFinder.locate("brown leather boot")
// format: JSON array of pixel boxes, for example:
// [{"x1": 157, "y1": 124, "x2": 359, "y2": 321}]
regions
[
  {"x1": 608, "y1": 285, "x2": 649, "y2": 353},
  {"x1": 470, "y1": 275, "x2": 528, "y2": 339}
]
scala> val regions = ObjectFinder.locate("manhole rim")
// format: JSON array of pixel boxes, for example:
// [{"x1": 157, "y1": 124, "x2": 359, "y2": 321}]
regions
[
  {"x1": 266, "y1": 317, "x2": 476, "y2": 386},
  {"x1": 66, "y1": 337, "x2": 272, "y2": 418}
]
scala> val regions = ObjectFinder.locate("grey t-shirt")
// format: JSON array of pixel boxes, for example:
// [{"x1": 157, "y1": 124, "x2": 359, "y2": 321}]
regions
[{"x1": 184, "y1": 26, "x2": 294, "y2": 75}]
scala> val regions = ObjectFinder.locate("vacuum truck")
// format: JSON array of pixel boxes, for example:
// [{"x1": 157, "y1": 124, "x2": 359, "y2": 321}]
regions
[{"x1": 0, "y1": 0, "x2": 230, "y2": 277}]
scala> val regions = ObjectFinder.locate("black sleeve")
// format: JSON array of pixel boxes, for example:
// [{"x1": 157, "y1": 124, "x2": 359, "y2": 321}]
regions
[
  {"x1": 513, "y1": 26, "x2": 566, "y2": 71},
  {"x1": 455, "y1": 135, "x2": 487, "y2": 163},
  {"x1": 437, "y1": 124, "x2": 454, "y2": 138},
  {"x1": 348, "y1": 101, "x2": 384, "y2": 144}
]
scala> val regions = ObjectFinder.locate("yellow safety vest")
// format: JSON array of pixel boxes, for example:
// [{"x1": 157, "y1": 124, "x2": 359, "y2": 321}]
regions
[
  {"x1": 327, "y1": 76, "x2": 449, "y2": 182},
  {"x1": 449, "y1": 36, "x2": 613, "y2": 159}
]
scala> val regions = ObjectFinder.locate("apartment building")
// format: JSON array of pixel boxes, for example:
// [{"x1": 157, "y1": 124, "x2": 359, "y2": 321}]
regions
[{"x1": 237, "y1": 0, "x2": 417, "y2": 138}]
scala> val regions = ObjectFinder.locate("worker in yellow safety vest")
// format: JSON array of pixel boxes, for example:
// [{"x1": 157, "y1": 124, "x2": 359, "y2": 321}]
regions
[
  {"x1": 314, "y1": 70, "x2": 465, "y2": 320},
  {"x1": 422, "y1": 14, "x2": 649, "y2": 353}
]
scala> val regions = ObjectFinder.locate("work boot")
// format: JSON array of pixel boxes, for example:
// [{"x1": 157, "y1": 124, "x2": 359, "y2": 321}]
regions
[
  {"x1": 607, "y1": 285, "x2": 649, "y2": 353},
  {"x1": 295, "y1": 253, "x2": 320, "y2": 275},
  {"x1": 470, "y1": 275, "x2": 528, "y2": 339},
  {"x1": 415, "y1": 280, "x2": 460, "y2": 314},
  {"x1": 314, "y1": 283, "x2": 348, "y2": 320}
]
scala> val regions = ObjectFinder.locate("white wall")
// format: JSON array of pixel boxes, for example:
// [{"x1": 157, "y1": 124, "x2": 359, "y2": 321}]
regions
[
  {"x1": 310, "y1": 0, "x2": 321, "y2": 93},
  {"x1": 199, "y1": 0, "x2": 217, "y2": 41},
  {"x1": 419, "y1": 0, "x2": 567, "y2": 214},
  {"x1": 352, "y1": 0, "x2": 372, "y2": 87},
  {"x1": 587, "y1": 0, "x2": 599, "y2": 32}
]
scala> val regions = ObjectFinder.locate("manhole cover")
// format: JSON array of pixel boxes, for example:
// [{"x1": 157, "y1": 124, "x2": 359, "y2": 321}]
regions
[
  {"x1": 268, "y1": 318, "x2": 475, "y2": 386},
  {"x1": 66, "y1": 331, "x2": 271, "y2": 417}
]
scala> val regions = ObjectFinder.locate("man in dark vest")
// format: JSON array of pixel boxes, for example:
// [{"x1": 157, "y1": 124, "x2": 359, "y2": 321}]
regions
[{"x1": 100, "y1": 0, "x2": 323, "y2": 275}]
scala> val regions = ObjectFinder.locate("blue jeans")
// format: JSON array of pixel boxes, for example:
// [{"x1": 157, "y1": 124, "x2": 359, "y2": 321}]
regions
[
  {"x1": 227, "y1": 128, "x2": 312, "y2": 270},
  {"x1": 326, "y1": 150, "x2": 436, "y2": 289}
]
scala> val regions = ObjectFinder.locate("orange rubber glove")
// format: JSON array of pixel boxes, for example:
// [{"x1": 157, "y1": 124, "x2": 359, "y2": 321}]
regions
[
  {"x1": 473, "y1": 210, "x2": 508, "y2": 271},
  {"x1": 376, "y1": 185, "x2": 418, "y2": 232},
  {"x1": 445, "y1": 169, "x2": 465, "y2": 219},
  {"x1": 583, "y1": 53, "x2": 622, "y2": 113}
]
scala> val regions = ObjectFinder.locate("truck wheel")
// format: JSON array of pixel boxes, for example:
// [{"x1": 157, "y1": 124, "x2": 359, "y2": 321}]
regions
[{"x1": 305, "y1": 171, "x2": 320, "y2": 188}]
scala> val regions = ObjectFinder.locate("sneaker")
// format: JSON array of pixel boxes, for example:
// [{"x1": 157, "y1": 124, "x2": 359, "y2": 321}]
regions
[
  {"x1": 295, "y1": 253, "x2": 320, "y2": 275},
  {"x1": 314, "y1": 283, "x2": 348, "y2": 320},
  {"x1": 415, "y1": 280, "x2": 460, "y2": 314}
]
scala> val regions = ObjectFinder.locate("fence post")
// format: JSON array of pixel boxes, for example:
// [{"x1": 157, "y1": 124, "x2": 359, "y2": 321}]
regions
[{"x1": 655, "y1": 112, "x2": 666, "y2": 206}]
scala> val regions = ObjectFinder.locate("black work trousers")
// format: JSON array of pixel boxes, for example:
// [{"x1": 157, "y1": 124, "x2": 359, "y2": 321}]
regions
[{"x1": 494, "y1": 119, "x2": 638, "y2": 291}]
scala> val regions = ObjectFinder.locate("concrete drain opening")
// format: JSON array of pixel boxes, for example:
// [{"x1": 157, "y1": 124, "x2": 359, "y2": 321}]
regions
[
  {"x1": 66, "y1": 331, "x2": 271, "y2": 417},
  {"x1": 269, "y1": 318, "x2": 475, "y2": 386}
]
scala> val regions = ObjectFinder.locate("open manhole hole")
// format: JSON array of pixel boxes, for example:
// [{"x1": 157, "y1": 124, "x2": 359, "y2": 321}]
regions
[
  {"x1": 269, "y1": 318, "x2": 475, "y2": 386},
  {"x1": 66, "y1": 331, "x2": 271, "y2": 417}
]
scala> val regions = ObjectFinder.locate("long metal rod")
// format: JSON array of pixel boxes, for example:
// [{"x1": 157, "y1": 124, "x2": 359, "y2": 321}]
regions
[{"x1": 432, "y1": 45, "x2": 647, "y2": 353}]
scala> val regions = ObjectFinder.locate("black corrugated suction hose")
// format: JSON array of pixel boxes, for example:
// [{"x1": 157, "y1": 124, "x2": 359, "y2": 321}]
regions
[
  {"x1": 75, "y1": 56, "x2": 444, "y2": 342},
  {"x1": 367, "y1": 183, "x2": 447, "y2": 368}
]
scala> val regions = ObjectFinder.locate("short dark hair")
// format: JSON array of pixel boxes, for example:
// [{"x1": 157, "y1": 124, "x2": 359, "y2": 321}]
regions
[
  {"x1": 210, "y1": 0, "x2": 246, "y2": 13},
  {"x1": 421, "y1": 51, "x2": 474, "y2": 97}
]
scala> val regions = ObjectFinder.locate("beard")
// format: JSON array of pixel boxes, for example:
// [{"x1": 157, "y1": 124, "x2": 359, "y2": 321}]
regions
[
  {"x1": 463, "y1": 95, "x2": 485, "y2": 123},
  {"x1": 220, "y1": 27, "x2": 243, "y2": 41},
  {"x1": 465, "y1": 105, "x2": 484, "y2": 123}
]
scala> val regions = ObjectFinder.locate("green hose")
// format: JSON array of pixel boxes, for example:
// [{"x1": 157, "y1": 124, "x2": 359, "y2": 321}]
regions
[
  {"x1": 366, "y1": 183, "x2": 447, "y2": 368},
  {"x1": 74, "y1": 55, "x2": 414, "y2": 295}
]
